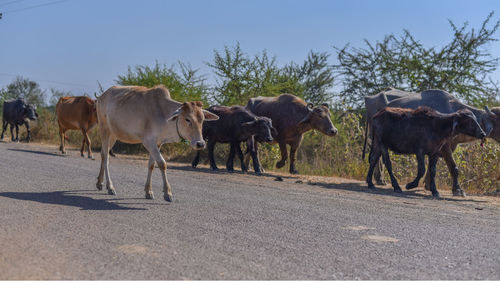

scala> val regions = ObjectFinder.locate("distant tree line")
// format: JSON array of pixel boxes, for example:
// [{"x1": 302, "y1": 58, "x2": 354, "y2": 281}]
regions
[{"x1": 1, "y1": 12, "x2": 499, "y2": 112}]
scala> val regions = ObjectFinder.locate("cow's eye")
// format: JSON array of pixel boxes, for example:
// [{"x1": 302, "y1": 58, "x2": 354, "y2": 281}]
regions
[{"x1": 185, "y1": 118, "x2": 191, "y2": 124}]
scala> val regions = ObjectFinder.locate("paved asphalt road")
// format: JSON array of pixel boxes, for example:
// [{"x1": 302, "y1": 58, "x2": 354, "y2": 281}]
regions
[{"x1": 0, "y1": 141, "x2": 499, "y2": 279}]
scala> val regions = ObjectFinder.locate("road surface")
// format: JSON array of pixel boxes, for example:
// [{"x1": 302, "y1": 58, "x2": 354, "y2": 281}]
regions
[{"x1": 0, "y1": 141, "x2": 499, "y2": 279}]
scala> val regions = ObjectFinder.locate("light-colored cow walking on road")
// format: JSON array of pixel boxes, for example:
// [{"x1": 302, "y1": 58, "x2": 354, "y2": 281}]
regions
[{"x1": 96, "y1": 85, "x2": 218, "y2": 201}]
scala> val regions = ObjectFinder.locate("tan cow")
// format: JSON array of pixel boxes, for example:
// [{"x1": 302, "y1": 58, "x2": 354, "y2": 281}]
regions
[
  {"x1": 56, "y1": 96, "x2": 98, "y2": 159},
  {"x1": 95, "y1": 85, "x2": 218, "y2": 201}
]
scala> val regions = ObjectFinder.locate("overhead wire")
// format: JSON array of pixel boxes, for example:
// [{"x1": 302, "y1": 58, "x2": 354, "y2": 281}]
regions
[
  {"x1": 0, "y1": 72, "x2": 99, "y2": 88},
  {"x1": 0, "y1": 0, "x2": 27, "y2": 8},
  {"x1": 2, "y1": 0, "x2": 68, "y2": 14}
]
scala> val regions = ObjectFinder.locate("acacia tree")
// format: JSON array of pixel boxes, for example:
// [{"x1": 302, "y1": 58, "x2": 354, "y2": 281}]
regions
[
  {"x1": 116, "y1": 61, "x2": 209, "y2": 103},
  {"x1": 207, "y1": 43, "x2": 334, "y2": 106},
  {"x1": 1, "y1": 76, "x2": 46, "y2": 107},
  {"x1": 334, "y1": 12, "x2": 500, "y2": 108}
]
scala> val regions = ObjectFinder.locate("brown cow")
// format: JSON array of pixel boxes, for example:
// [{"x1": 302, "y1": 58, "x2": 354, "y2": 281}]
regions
[
  {"x1": 56, "y1": 96, "x2": 98, "y2": 159},
  {"x1": 244, "y1": 94, "x2": 338, "y2": 174}
]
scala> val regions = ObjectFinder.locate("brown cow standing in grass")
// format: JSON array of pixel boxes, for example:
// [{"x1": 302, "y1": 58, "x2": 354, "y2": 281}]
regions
[
  {"x1": 366, "y1": 106, "x2": 486, "y2": 197},
  {"x1": 56, "y1": 96, "x2": 98, "y2": 159},
  {"x1": 96, "y1": 85, "x2": 219, "y2": 202}
]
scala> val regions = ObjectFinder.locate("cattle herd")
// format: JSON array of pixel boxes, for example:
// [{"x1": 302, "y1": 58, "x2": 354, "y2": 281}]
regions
[{"x1": 1, "y1": 85, "x2": 499, "y2": 200}]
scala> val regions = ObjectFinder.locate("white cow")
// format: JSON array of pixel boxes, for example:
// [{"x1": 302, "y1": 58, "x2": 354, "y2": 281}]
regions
[{"x1": 96, "y1": 85, "x2": 218, "y2": 201}]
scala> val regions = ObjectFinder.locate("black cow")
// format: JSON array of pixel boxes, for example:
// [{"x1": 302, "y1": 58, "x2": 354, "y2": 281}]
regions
[
  {"x1": 366, "y1": 106, "x2": 486, "y2": 197},
  {"x1": 191, "y1": 105, "x2": 275, "y2": 172},
  {"x1": 1, "y1": 99, "x2": 38, "y2": 142}
]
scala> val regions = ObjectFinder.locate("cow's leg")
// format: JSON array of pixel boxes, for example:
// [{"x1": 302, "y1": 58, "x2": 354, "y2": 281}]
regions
[
  {"x1": 9, "y1": 124, "x2": 15, "y2": 141},
  {"x1": 143, "y1": 140, "x2": 172, "y2": 202},
  {"x1": 235, "y1": 142, "x2": 247, "y2": 172},
  {"x1": 144, "y1": 155, "x2": 155, "y2": 199},
  {"x1": 289, "y1": 138, "x2": 302, "y2": 174},
  {"x1": 191, "y1": 150, "x2": 201, "y2": 168},
  {"x1": 373, "y1": 160, "x2": 386, "y2": 185},
  {"x1": 82, "y1": 128, "x2": 94, "y2": 160},
  {"x1": 428, "y1": 155, "x2": 440, "y2": 197},
  {"x1": 25, "y1": 122, "x2": 31, "y2": 142},
  {"x1": 80, "y1": 138, "x2": 86, "y2": 157},
  {"x1": 207, "y1": 138, "x2": 218, "y2": 170},
  {"x1": 226, "y1": 142, "x2": 236, "y2": 172},
  {"x1": 276, "y1": 142, "x2": 288, "y2": 169},
  {"x1": 246, "y1": 137, "x2": 263, "y2": 174},
  {"x1": 1, "y1": 120, "x2": 7, "y2": 140},
  {"x1": 441, "y1": 146, "x2": 465, "y2": 197},
  {"x1": 381, "y1": 146, "x2": 401, "y2": 193},
  {"x1": 14, "y1": 124, "x2": 19, "y2": 142},
  {"x1": 58, "y1": 127, "x2": 65, "y2": 154},
  {"x1": 97, "y1": 132, "x2": 116, "y2": 195},
  {"x1": 406, "y1": 151, "x2": 425, "y2": 190},
  {"x1": 366, "y1": 142, "x2": 382, "y2": 189}
]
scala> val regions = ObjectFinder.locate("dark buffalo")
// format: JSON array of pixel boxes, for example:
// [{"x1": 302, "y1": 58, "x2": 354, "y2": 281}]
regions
[
  {"x1": 191, "y1": 105, "x2": 275, "y2": 172},
  {"x1": 364, "y1": 88, "x2": 500, "y2": 196},
  {"x1": 244, "y1": 94, "x2": 338, "y2": 174},
  {"x1": 1, "y1": 99, "x2": 38, "y2": 142},
  {"x1": 366, "y1": 106, "x2": 486, "y2": 197}
]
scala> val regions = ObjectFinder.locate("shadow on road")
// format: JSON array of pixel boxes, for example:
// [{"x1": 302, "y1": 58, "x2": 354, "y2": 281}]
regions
[
  {"x1": 169, "y1": 164, "x2": 297, "y2": 180},
  {"x1": 308, "y1": 181, "x2": 488, "y2": 202},
  {"x1": 7, "y1": 148, "x2": 65, "y2": 157},
  {"x1": 0, "y1": 190, "x2": 147, "y2": 210}
]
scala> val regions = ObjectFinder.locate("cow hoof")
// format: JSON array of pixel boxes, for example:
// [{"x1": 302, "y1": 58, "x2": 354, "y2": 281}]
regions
[
  {"x1": 254, "y1": 171, "x2": 262, "y2": 175},
  {"x1": 191, "y1": 163, "x2": 198, "y2": 169},
  {"x1": 367, "y1": 183, "x2": 376, "y2": 189},
  {"x1": 211, "y1": 167, "x2": 219, "y2": 171},
  {"x1": 432, "y1": 192, "x2": 440, "y2": 198},
  {"x1": 394, "y1": 188, "x2": 403, "y2": 193},
  {"x1": 96, "y1": 182, "x2": 103, "y2": 191},
  {"x1": 453, "y1": 189, "x2": 466, "y2": 197},
  {"x1": 276, "y1": 161, "x2": 285, "y2": 169},
  {"x1": 145, "y1": 192, "x2": 154, "y2": 200},
  {"x1": 405, "y1": 182, "x2": 418, "y2": 190},
  {"x1": 376, "y1": 179, "x2": 387, "y2": 186},
  {"x1": 164, "y1": 194, "x2": 173, "y2": 202},
  {"x1": 107, "y1": 189, "x2": 116, "y2": 195},
  {"x1": 290, "y1": 169, "x2": 299, "y2": 174},
  {"x1": 81, "y1": 154, "x2": 85, "y2": 157}
]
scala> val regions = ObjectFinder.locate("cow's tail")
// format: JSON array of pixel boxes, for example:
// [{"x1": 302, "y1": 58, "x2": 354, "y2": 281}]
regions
[{"x1": 362, "y1": 118, "x2": 369, "y2": 161}]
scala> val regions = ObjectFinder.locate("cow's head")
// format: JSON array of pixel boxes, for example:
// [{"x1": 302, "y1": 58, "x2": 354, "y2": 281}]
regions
[
  {"x1": 453, "y1": 109, "x2": 486, "y2": 140},
  {"x1": 299, "y1": 103, "x2": 338, "y2": 136},
  {"x1": 484, "y1": 106, "x2": 500, "y2": 143},
  {"x1": 168, "y1": 101, "x2": 219, "y2": 150},
  {"x1": 23, "y1": 104, "x2": 38, "y2": 121},
  {"x1": 243, "y1": 116, "x2": 275, "y2": 143}
]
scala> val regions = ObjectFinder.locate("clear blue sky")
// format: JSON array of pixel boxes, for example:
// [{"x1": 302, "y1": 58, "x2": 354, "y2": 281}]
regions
[{"x1": 1, "y1": 0, "x2": 499, "y2": 101}]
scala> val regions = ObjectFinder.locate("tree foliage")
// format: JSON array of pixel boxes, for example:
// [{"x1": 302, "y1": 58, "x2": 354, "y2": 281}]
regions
[
  {"x1": 207, "y1": 43, "x2": 334, "y2": 106},
  {"x1": 0, "y1": 76, "x2": 46, "y2": 107},
  {"x1": 334, "y1": 12, "x2": 500, "y2": 108},
  {"x1": 116, "y1": 61, "x2": 209, "y2": 103}
]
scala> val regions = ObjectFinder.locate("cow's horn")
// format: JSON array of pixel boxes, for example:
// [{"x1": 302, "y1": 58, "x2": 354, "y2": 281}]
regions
[{"x1": 485, "y1": 105, "x2": 495, "y2": 116}]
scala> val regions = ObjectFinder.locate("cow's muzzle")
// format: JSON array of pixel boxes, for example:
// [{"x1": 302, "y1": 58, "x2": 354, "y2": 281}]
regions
[{"x1": 194, "y1": 141, "x2": 205, "y2": 150}]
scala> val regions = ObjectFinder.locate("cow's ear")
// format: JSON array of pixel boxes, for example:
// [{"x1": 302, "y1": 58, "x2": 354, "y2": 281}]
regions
[
  {"x1": 167, "y1": 107, "x2": 182, "y2": 122},
  {"x1": 242, "y1": 120, "x2": 256, "y2": 128},
  {"x1": 307, "y1": 103, "x2": 314, "y2": 109},
  {"x1": 203, "y1": 110, "x2": 219, "y2": 121},
  {"x1": 452, "y1": 118, "x2": 459, "y2": 133}
]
